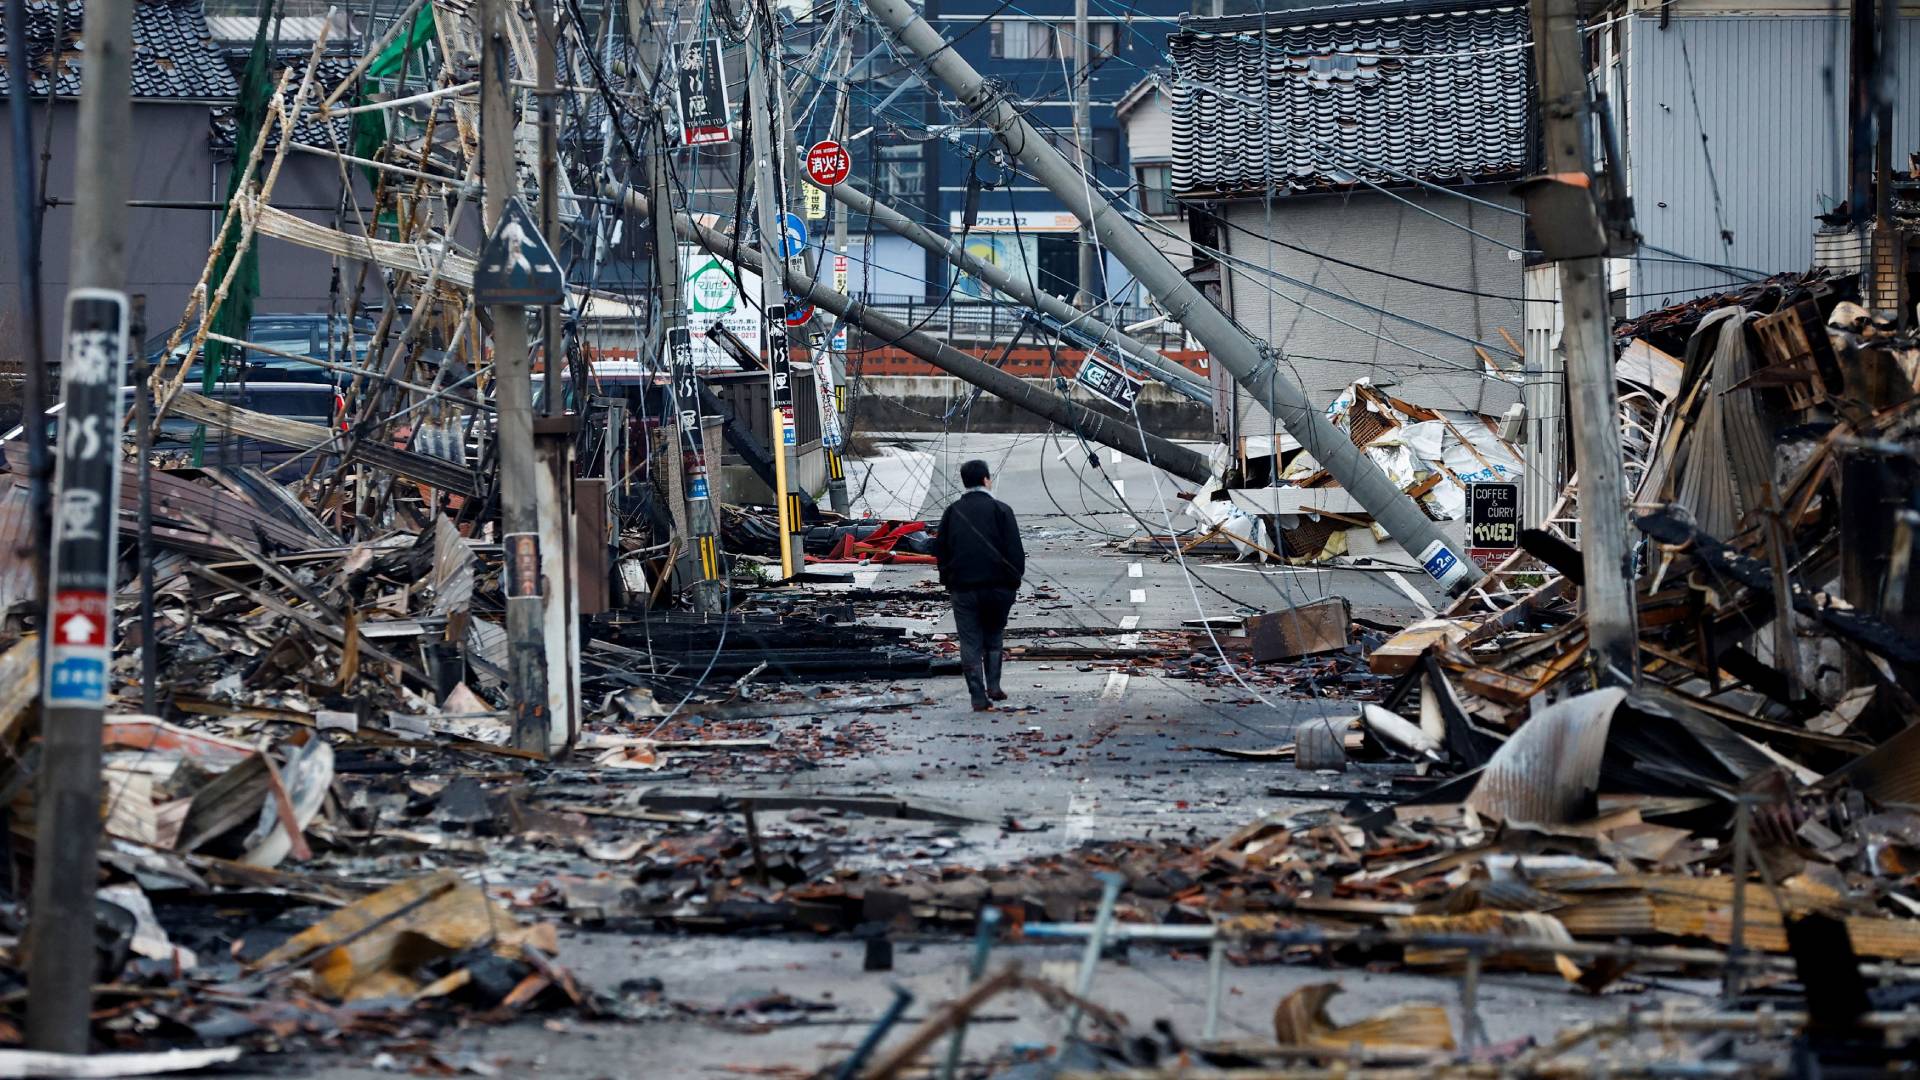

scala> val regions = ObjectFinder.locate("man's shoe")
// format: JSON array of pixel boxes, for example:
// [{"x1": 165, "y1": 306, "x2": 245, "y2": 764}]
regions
[
  {"x1": 972, "y1": 701, "x2": 994, "y2": 712},
  {"x1": 988, "y1": 689, "x2": 1008, "y2": 702}
]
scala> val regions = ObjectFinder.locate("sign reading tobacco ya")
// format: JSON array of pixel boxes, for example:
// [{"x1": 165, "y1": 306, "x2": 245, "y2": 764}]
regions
[
  {"x1": 675, "y1": 38, "x2": 731, "y2": 146},
  {"x1": 682, "y1": 247, "x2": 762, "y2": 370}
]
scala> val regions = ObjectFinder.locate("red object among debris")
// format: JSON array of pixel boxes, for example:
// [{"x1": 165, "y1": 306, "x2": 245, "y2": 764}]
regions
[{"x1": 808, "y1": 520, "x2": 938, "y2": 564}]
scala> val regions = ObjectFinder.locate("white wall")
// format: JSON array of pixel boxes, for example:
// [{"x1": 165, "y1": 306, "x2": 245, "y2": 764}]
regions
[{"x1": 1216, "y1": 186, "x2": 1528, "y2": 439}]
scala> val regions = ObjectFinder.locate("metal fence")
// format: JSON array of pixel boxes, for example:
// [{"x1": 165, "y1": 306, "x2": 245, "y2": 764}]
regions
[{"x1": 850, "y1": 301, "x2": 1192, "y2": 353}]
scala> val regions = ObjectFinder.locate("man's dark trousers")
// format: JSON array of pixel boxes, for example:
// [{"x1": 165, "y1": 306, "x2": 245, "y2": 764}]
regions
[{"x1": 951, "y1": 587, "x2": 1015, "y2": 707}]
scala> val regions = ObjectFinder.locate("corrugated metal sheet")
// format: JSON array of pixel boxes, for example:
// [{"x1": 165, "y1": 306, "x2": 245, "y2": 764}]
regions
[
  {"x1": 1466, "y1": 687, "x2": 1627, "y2": 826},
  {"x1": 1624, "y1": 14, "x2": 1919, "y2": 316},
  {"x1": 204, "y1": 13, "x2": 339, "y2": 41}
]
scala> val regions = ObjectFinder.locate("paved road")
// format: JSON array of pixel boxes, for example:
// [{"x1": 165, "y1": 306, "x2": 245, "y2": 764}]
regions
[{"x1": 266, "y1": 433, "x2": 1513, "y2": 1078}]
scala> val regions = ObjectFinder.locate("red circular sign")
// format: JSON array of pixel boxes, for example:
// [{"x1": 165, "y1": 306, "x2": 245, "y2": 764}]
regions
[{"x1": 805, "y1": 140, "x2": 852, "y2": 187}]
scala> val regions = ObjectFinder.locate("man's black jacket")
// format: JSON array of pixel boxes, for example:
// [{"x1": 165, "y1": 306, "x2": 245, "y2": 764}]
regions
[{"x1": 936, "y1": 489, "x2": 1025, "y2": 591}]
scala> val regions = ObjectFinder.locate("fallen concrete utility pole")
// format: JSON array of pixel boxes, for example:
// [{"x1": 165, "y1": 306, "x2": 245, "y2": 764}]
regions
[
  {"x1": 862, "y1": 0, "x2": 1480, "y2": 592},
  {"x1": 825, "y1": 178, "x2": 1210, "y2": 404},
  {"x1": 606, "y1": 182, "x2": 1214, "y2": 485}
]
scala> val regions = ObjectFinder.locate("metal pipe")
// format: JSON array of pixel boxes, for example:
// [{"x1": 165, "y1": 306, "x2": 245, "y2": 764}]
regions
[
  {"x1": 939, "y1": 907, "x2": 1001, "y2": 1080},
  {"x1": 604, "y1": 181, "x2": 1215, "y2": 485},
  {"x1": 1202, "y1": 932, "x2": 1226, "y2": 1042},
  {"x1": 5, "y1": 0, "x2": 51, "y2": 727},
  {"x1": 833, "y1": 985, "x2": 915, "y2": 1080},
  {"x1": 862, "y1": 0, "x2": 1481, "y2": 591},
  {"x1": 1011, "y1": 923, "x2": 1920, "y2": 982},
  {"x1": 134, "y1": 299, "x2": 156, "y2": 716},
  {"x1": 1064, "y1": 872, "x2": 1124, "y2": 1043}
]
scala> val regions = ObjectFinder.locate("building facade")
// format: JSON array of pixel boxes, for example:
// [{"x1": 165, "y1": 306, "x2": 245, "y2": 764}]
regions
[
  {"x1": 0, "y1": 0, "x2": 366, "y2": 360},
  {"x1": 790, "y1": 0, "x2": 1190, "y2": 306},
  {"x1": 1166, "y1": 0, "x2": 1532, "y2": 467},
  {"x1": 1596, "y1": 0, "x2": 1918, "y2": 315}
]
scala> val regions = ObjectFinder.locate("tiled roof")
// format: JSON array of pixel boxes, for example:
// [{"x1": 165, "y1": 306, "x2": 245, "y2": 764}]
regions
[
  {"x1": 0, "y1": 0, "x2": 240, "y2": 100},
  {"x1": 210, "y1": 54, "x2": 355, "y2": 151},
  {"x1": 1167, "y1": 1, "x2": 1531, "y2": 198}
]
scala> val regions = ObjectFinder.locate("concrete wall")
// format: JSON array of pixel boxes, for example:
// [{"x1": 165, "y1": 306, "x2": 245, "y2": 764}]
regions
[
  {"x1": 1214, "y1": 186, "x2": 1527, "y2": 431},
  {"x1": 1621, "y1": 13, "x2": 1919, "y2": 314},
  {"x1": 1, "y1": 103, "x2": 213, "y2": 348},
  {"x1": 0, "y1": 100, "x2": 363, "y2": 360}
]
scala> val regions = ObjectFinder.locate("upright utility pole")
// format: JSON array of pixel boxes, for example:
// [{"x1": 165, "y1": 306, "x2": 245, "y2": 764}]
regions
[
  {"x1": 862, "y1": 0, "x2": 1482, "y2": 591},
  {"x1": 28, "y1": 0, "x2": 134, "y2": 1054},
  {"x1": 531, "y1": 0, "x2": 580, "y2": 750},
  {"x1": 635, "y1": 0, "x2": 726, "y2": 609},
  {"x1": 4, "y1": 0, "x2": 51, "y2": 641},
  {"x1": 747, "y1": 3, "x2": 804, "y2": 577},
  {"x1": 820, "y1": 43, "x2": 855, "y2": 516},
  {"x1": 1529, "y1": 0, "x2": 1638, "y2": 685},
  {"x1": 479, "y1": 0, "x2": 553, "y2": 752},
  {"x1": 1071, "y1": 0, "x2": 1096, "y2": 310}
]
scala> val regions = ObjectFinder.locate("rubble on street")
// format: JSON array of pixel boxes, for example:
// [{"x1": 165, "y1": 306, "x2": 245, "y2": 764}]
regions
[{"x1": 1, "y1": 0, "x2": 1917, "y2": 1074}]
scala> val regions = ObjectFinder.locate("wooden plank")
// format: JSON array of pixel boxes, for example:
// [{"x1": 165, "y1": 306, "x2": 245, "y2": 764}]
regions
[
  {"x1": 186, "y1": 564, "x2": 428, "y2": 685},
  {"x1": 1368, "y1": 619, "x2": 1474, "y2": 676}
]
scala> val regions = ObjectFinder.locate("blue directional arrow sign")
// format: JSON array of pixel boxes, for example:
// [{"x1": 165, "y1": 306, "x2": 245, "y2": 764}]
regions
[{"x1": 778, "y1": 213, "x2": 808, "y2": 259}]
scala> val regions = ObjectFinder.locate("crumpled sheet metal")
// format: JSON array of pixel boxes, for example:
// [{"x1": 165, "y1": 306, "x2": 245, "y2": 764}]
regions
[{"x1": 1467, "y1": 688, "x2": 1628, "y2": 827}]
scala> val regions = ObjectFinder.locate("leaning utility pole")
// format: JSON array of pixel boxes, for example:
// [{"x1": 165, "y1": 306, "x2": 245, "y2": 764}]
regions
[
  {"x1": 1071, "y1": 0, "x2": 1097, "y2": 311},
  {"x1": 637, "y1": 3, "x2": 726, "y2": 610},
  {"x1": 826, "y1": 177, "x2": 1209, "y2": 403},
  {"x1": 747, "y1": 3, "x2": 805, "y2": 577},
  {"x1": 479, "y1": 0, "x2": 553, "y2": 751},
  {"x1": 28, "y1": 0, "x2": 133, "y2": 1054},
  {"x1": 607, "y1": 180, "x2": 1215, "y2": 483},
  {"x1": 1526, "y1": 0, "x2": 1639, "y2": 684},
  {"x1": 819, "y1": 43, "x2": 856, "y2": 515},
  {"x1": 862, "y1": 0, "x2": 1482, "y2": 591}
]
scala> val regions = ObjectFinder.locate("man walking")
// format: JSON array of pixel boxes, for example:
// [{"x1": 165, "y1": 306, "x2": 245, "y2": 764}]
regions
[{"x1": 936, "y1": 459, "x2": 1025, "y2": 711}]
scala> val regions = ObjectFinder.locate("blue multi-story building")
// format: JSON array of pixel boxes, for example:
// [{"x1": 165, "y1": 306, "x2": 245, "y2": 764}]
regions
[{"x1": 787, "y1": 0, "x2": 1189, "y2": 306}]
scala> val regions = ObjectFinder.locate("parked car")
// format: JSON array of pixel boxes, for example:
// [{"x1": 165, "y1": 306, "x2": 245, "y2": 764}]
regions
[{"x1": 145, "y1": 314, "x2": 376, "y2": 387}]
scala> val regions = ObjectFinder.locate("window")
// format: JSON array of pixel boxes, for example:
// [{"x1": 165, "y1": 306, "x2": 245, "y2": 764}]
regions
[
  {"x1": 1136, "y1": 164, "x2": 1177, "y2": 217},
  {"x1": 1089, "y1": 22, "x2": 1119, "y2": 58},
  {"x1": 989, "y1": 20, "x2": 1056, "y2": 59},
  {"x1": 1092, "y1": 127, "x2": 1119, "y2": 166},
  {"x1": 878, "y1": 143, "x2": 925, "y2": 201}
]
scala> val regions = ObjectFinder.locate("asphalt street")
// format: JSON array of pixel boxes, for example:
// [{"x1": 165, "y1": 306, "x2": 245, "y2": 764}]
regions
[{"x1": 267, "y1": 433, "x2": 1539, "y2": 1079}]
